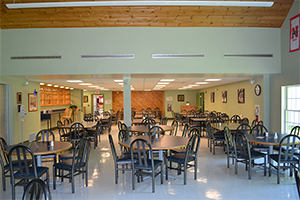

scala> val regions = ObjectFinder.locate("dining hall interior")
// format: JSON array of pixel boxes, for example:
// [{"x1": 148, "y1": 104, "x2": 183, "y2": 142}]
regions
[{"x1": 1, "y1": 0, "x2": 300, "y2": 199}]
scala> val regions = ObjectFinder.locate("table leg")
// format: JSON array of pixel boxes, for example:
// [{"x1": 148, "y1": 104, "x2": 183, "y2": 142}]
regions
[{"x1": 36, "y1": 155, "x2": 42, "y2": 167}]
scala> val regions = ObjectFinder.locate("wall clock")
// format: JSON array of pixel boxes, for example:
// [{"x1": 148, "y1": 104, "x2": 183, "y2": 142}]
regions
[{"x1": 254, "y1": 84, "x2": 261, "y2": 96}]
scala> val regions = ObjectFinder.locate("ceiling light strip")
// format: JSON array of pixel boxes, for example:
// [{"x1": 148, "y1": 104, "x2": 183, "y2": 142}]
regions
[
  {"x1": 224, "y1": 54, "x2": 273, "y2": 58},
  {"x1": 81, "y1": 54, "x2": 134, "y2": 58},
  {"x1": 6, "y1": 1, "x2": 274, "y2": 9},
  {"x1": 152, "y1": 54, "x2": 205, "y2": 58}
]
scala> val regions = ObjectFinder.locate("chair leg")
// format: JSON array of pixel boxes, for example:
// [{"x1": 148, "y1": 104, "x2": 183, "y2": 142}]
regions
[
  {"x1": 85, "y1": 165, "x2": 88, "y2": 187},
  {"x1": 194, "y1": 161, "x2": 197, "y2": 180},
  {"x1": 53, "y1": 166, "x2": 56, "y2": 190},
  {"x1": 152, "y1": 172, "x2": 155, "y2": 193},
  {"x1": 184, "y1": 163, "x2": 187, "y2": 185},
  {"x1": 115, "y1": 164, "x2": 118, "y2": 184},
  {"x1": 165, "y1": 159, "x2": 169, "y2": 180},
  {"x1": 2, "y1": 172, "x2": 5, "y2": 191},
  {"x1": 72, "y1": 171, "x2": 75, "y2": 193},
  {"x1": 132, "y1": 170, "x2": 135, "y2": 190},
  {"x1": 277, "y1": 164, "x2": 281, "y2": 184}
]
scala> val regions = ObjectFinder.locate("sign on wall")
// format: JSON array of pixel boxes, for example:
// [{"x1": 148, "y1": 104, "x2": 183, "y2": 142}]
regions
[{"x1": 290, "y1": 14, "x2": 300, "y2": 52}]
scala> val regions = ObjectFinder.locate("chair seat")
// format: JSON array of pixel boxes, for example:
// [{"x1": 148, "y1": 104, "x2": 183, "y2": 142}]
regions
[
  {"x1": 59, "y1": 153, "x2": 74, "y2": 161},
  {"x1": 170, "y1": 148, "x2": 186, "y2": 154},
  {"x1": 54, "y1": 159, "x2": 85, "y2": 170},
  {"x1": 236, "y1": 150, "x2": 265, "y2": 160},
  {"x1": 167, "y1": 154, "x2": 195, "y2": 164},
  {"x1": 116, "y1": 154, "x2": 137, "y2": 165},
  {"x1": 14, "y1": 167, "x2": 48, "y2": 178},
  {"x1": 270, "y1": 154, "x2": 299, "y2": 163},
  {"x1": 3, "y1": 159, "x2": 33, "y2": 170},
  {"x1": 134, "y1": 159, "x2": 163, "y2": 169}
]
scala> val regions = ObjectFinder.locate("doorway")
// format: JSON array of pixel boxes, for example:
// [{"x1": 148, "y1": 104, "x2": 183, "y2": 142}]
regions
[
  {"x1": 0, "y1": 84, "x2": 6, "y2": 139},
  {"x1": 196, "y1": 92, "x2": 205, "y2": 112},
  {"x1": 92, "y1": 94, "x2": 104, "y2": 115}
]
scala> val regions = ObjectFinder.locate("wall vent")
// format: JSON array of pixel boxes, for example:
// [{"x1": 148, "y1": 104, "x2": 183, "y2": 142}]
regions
[
  {"x1": 11, "y1": 56, "x2": 62, "y2": 60},
  {"x1": 224, "y1": 54, "x2": 273, "y2": 58},
  {"x1": 152, "y1": 54, "x2": 205, "y2": 58},
  {"x1": 81, "y1": 54, "x2": 134, "y2": 58}
]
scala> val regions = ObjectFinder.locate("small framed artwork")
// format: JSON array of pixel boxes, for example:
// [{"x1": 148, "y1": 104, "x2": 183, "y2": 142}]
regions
[
  {"x1": 28, "y1": 93, "x2": 38, "y2": 112},
  {"x1": 83, "y1": 95, "x2": 88, "y2": 103},
  {"x1": 211, "y1": 92, "x2": 215, "y2": 103},
  {"x1": 238, "y1": 88, "x2": 245, "y2": 104},
  {"x1": 17, "y1": 92, "x2": 22, "y2": 104},
  {"x1": 178, "y1": 95, "x2": 184, "y2": 102},
  {"x1": 222, "y1": 91, "x2": 227, "y2": 103},
  {"x1": 290, "y1": 14, "x2": 300, "y2": 52}
]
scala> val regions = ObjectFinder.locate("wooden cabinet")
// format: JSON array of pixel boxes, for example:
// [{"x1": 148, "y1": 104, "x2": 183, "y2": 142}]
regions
[
  {"x1": 181, "y1": 105, "x2": 196, "y2": 112},
  {"x1": 40, "y1": 85, "x2": 71, "y2": 107}
]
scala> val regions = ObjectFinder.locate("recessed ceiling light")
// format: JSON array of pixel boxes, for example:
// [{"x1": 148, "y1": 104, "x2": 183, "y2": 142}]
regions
[
  {"x1": 157, "y1": 82, "x2": 169, "y2": 85},
  {"x1": 160, "y1": 79, "x2": 175, "y2": 82},
  {"x1": 195, "y1": 82, "x2": 209, "y2": 84},
  {"x1": 118, "y1": 83, "x2": 123, "y2": 85},
  {"x1": 66, "y1": 80, "x2": 83, "y2": 83},
  {"x1": 54, "y1": 85, "x2": 59, "y2": 87},
  {"x1": 70, "y1": 88, "x2": 74, "y2": 90},
  {"x1": 155, "y1": 85, "x2": 166, "y2": 87},
  {"x1": 40, "y1": 83, "x2": 45, "y2": 85},
  {"x1": 83, "y1": 89, "x2": 87, "y2": 91},
  {"x1": 114, "y1": 80, "x2": 123, "y2": 82},
  {"x1": 88, "y1": 85, "x2": 99, "y2": 87},
  {"x1": 60, "y1": 86, "x2": 65, "y2": 88},
  {"x1": 183, "y1": 86, "x2": 193, "y2": 88},
  {"x1": 79, "y1": 83, "x2": 92, "y2": 85},
  {"x1": 65, "y1": 87, "x2": 70, "y2": 89},
  {"x1": 179, "y1": 88, "x2": 187, "y2": 90},
  {"x1": 47, "y1": 84, "x2": 52, "y2": 86},
  {"x1": 205, "y1": 79, "x2": 222, "y2": 81},
  {"x1": 188, "y1": 85, "x2": 199, "y2": 87}
]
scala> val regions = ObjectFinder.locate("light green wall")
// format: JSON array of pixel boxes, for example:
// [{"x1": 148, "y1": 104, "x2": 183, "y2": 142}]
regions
[
  {"x1": 197, "y1": 78, "x2": 264, "y2": 122},
  {"x1": 83, "y1": 91, "x2": 112, "y2": 114},
  {"x1": 164, "y1": 90, "x2": 197, "y2": 118},
  {"x1": 270, "y1": 0, "x2": 300, "y2": 133},
  {"x1": 0, "y1": 77, "x2": 41, "y2": 144},
  {"x1": 1, "y1": 27, "x2": 280, "y2": 76}
]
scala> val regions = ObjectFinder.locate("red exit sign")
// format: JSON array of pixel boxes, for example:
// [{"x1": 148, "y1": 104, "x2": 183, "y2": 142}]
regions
[{"x1": 95, "y1": 91, "x2": 99, "y2": 94}]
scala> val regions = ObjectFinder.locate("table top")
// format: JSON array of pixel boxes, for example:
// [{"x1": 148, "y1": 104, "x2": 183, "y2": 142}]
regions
[
  {"x1": 190, "y1": 118, "x2": 207, "y2": 122},
  {"x1": 4, "y1": 141, "x2": 72, "y2": 156},
  {"x1": 119, "y1": 135, "x2": 189, "y2": 150},
  {"x1": 132, "y1": 118, "x2": 161, "y2": 125},
  {"x1": 246, "y1": 133, "x2": 289, "y2": 146},
  {"x1": 62, "y1": 121, "x2": 97, "y2": 128},
  {"x1": 127, "y1": 125, "x2": 174, "y2": 133},
  {"x1": 211, "y1": 122, "x2": 240, "y2": 131}
]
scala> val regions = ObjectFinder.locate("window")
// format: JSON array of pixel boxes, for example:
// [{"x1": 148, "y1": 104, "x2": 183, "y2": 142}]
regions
[{"x1": 282, "y1": 84, "x2": 300, "y2": 133}]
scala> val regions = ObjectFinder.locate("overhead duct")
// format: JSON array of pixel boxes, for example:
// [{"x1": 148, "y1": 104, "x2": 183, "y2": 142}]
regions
[
  {"x1": 81, "y1": 54, "x2": 134, "y2": 58},
  {"x1": 11, "y1": 56, "x2": 62, "y2": 60},
  {"x1": 224, "y1": 54, "x2": 273, "y2": 58},
  {"x1": 152, "y1": 54, "x2": 205, "y2": 58}
]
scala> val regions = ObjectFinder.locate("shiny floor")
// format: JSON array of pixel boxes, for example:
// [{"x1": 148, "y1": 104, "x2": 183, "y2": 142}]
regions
[{"x1": 1, "y1": 122, "x2": 299, "y2": 200}]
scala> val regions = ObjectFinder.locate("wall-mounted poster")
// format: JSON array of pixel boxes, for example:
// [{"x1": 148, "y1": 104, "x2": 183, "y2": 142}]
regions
[
  {"x1": 238, "y1": 88, "x2": 245, "y2": 104},
  {"x1": 167, "y1": 102, "x2": 172, "y2": 111},
  {"x1": 166, "y1": 96, "x2": 172, "y2": 101},
  {"x1": 28, "y1": 93, "x2": 38, "y2": 112},
  {"x1": 178, "y1": 95, "x2": 184, "y2": 102},
  {"x1": 290, "y1": 14, "x2": 300, "y2": 52},
  {"x1": 83, "y1": 95, "x2": 88, "y2": 103},
  {"x1": 222, "y1": 91, "x2": 227, "y2": 103},
  {"x1": 211, "y1": 92, "x2": 215, "y2": 103}
]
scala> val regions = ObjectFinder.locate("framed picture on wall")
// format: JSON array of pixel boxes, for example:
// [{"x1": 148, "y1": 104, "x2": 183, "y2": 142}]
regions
[
  {"x1": 178, "y1": 95, "x2": 184, "y2": 102},
  {"x1": 211, "y1": 92, "x2": 215, "y2": 103},
  {"x1": 28, "y1": 93, "x2": 38, "y2": 112},
  {"x1": 290, "y1": 14, "x2": 300, "y2": 52},
  {"x1": 83, "y1": 95, "x2": 88, "y2": 103},
  {"x1": 238, "y1": 88, "x2": 245, "y2": 103},
  {"x1": 17, "y1": 92, "x2": 22, "y2": 104},
  {"x1": 222, "y1": 91, "x2": 227, "y2": 103}
]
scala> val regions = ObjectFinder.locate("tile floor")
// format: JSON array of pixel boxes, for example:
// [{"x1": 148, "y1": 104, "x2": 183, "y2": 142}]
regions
[{"x1": 1, "y1": 123, "x2": 299, "y2": 200}]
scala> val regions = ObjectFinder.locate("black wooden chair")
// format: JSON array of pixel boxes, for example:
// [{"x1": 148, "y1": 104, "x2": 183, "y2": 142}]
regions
[
  {"x1": 53, "y1": 138, "x2": 90, "y2": 193},
  {"x1": 269, "y1": 134, "x2": 300, "y2": 184},
  {"x1": 165, "y1": 133, "x2": 201, "y2": 185},
  {"x1": 8, "y1": 145, "x2": 49, "y2": 200},
  {"x1": 22, "y1": 178, "x2": 51, "y2": 200},
  {"x1": 130, "y1": 138, "x2": 163, "y2": 193},
  {"x1": 234, "y1": 132, "x2": 266, "y2": 180},
  {"x1": 36, "y1": 129, "x2": 57, "y2": 164}
]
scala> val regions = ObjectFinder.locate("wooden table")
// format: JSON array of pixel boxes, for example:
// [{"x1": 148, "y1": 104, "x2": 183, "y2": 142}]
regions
[
  {"x1": 4, "y1": 141, "x2": 72, "y2": 166},
  {"x1": 119, "y1": 135, "x2": 189, "y2": 160},
  {"x1": 127, "y1": 125, "x2": 174, "y2": 134}
]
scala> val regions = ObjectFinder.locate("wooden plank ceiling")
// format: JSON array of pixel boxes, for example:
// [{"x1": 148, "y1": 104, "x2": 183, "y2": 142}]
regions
[{"x1": 0, "y1": 0, "x2": 294, "y2": 29}]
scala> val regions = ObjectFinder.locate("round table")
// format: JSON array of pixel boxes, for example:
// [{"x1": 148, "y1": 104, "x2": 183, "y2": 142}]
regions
[
  {"x1": 246, "y1": 133, "x2": 288, "y2": 146},
  {"x1": 127, "y1": 125, "x2": 174, "y2": 134},
  {"x1": 62, "y1": 121, "x2": 97, "y2": 129},
  {"x1": 119, "y1": 135, "x2": 189, "y2": 160},
  {"x1": 5, "y1": 141, "x2": 72, "y2": 166}
]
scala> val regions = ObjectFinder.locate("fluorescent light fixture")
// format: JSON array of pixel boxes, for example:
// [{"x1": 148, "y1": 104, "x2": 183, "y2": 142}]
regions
[
  {"x1": 88, "y1": 85, "x2": 99, "y2": 87},
  {"x1": 195, "y1": 82, "x2": 209, "y2": 84},
  {"x1": 205, "y1": 79, "x2": 222, "y2": 81},
  {"x1": 188, "y1": 85, "x2": 199, "y2": 87},
  {"x1": 160, "y1": 79, "x2": 175, "y2": 82},
  {"x1": 114, "y1": 80, "x2": 123, "y2": 82},
  {"x1": 83, "y1": 89, "x2": 87, "y2": 91},
  {"x1": 60, "y1": 86, "x2": 65, "y2": 88},
  {"x1": 179, "y1": 88, "x2": 187, "y2": 90},
  {"x1": 40, "y1": 83, "x2": 45, "y2": 85},
  {"x1": 47, "y1": 84, "x2": 52, "y2": 86},
  {"x1": 153, "y1": 88, "x2": 162, "y2": 90},
  {"x1": 65, "y1": 87, "x2": 70, "y2": 89},
  {"x1": 79, "y1": 83, "x2": 92, "y2": 85},
  {"x1": 144, "y1": 89, "x2": 151, "y2": 91},
  {"x1": 102, "y1": 88, "x2": 109, "y2": 90},
  {"x1": 155, "y1": 85, "x2": 166, "y2": 87},
  {"x1": 70, "y1": 88, "x2": 74, "y2": 90},
  {"x1": 6, "y1": 1, "x2": 274, "y2": 9},
  {"x1": 157, "y1": 82, "x2": 169, "y2": 85},
  {"x1": 183, "y1": 86, "x2": 193, "y2": 88},
  {"x1": 54, "y1": 85, "x2": 59, "y2": 87},
  {"x1": 66, "y1": 80, "x2": 83, "y2": 83},
  {"x1": 118, "y1": 83, "x2": 123, "y2": 85}
]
